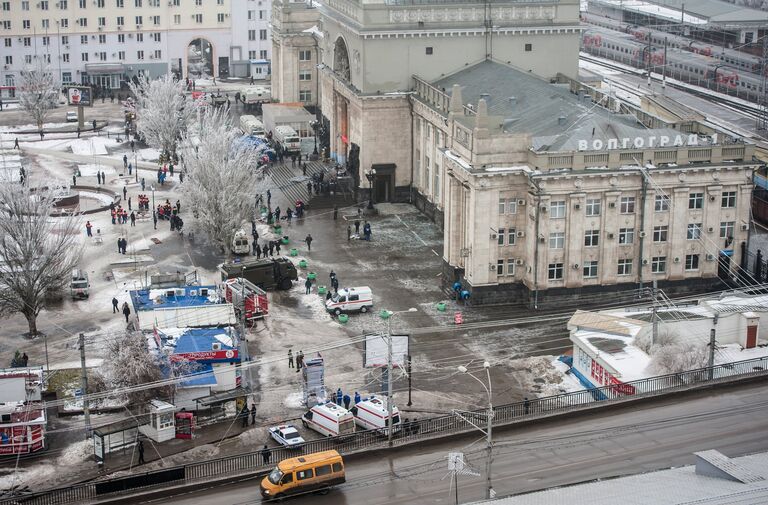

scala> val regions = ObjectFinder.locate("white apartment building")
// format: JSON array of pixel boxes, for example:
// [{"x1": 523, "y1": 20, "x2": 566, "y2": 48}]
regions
[{"x1": 0, "y1": 0, "x2": 272, "y2": 96}]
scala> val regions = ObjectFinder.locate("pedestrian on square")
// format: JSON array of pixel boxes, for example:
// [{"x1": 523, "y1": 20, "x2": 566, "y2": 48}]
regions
[
  {"x1": 85, "y1": 221, "x2": 93, "y2": 237},
  {"x1": 122, "y1": 186, "x2": 127, "y2": 200},
  {"x1": 101, "y1": 171, "x2": 106, "y2": 184},
  {"x1": 128, "y1": 197, "x2": 132, "y2": 211},
  {"x1": 241, "y1": 405, "x2": 249, "y2": 428},
  {"x1": 302, "y1": 163, "x2": 307, "y2": 176},
  {"x1": 116, "y1": 237, "x2": 122, "y2": 253},
  {"x1": 112, "y1": 297, "x2": 119, "y2": 313},
  {"x1": 363, "y1": 222, "x2": 372, "y2": 241},
  {"x1": 266, "y1": 189, "x2": 271, "y2": 206},
  {"x1": 333, "y1": 205, "x2": 338, "y2": 220},
  {"x1": 137, "y1": 440, "x2": 145, "y2": 465},
  {"x1": 307, "y1": 181, "x2": 312, "y2": 198},
  {"x1": 76, "y1": 127, "x2": 81, "y2": 139},
  {"x1": 331, "y1": 277, "x2": 339, "y2": 293},
  {"x1": 275, "y1": 241, "x2": 281, "y2": 255},
  {"x1": 336, "y1": 388, "x2": 343, "y2": 406},
  {"x1": 92, "y1": 119, "x2": 97, "y2": 131},
  {"x1": 39, "y1": 131, "x2": 44, "y2": 141},
  {"x1": 130, "y1": 211, "x2": 136, "y2": 226},
  {"x1": 169, "y1": 164, "x2": 174, "y2": 177},
  {"x1": 128, "y1": 163, "x2": 132, "y2": 176},
  {"x1": 261, "y1": 445, "x2": 270, "y2": 465},
  {"x1": 288, "y1": 349, "x2": 294, "y2": 368},
  {"x1": 14, "y1": 138, "x2": 19, "y2": 149},
  {"x1": 72, "y1": 174, "x2": 77, "y2": 187},
  {"x1": 122, "y1": 302, "x2": 131, "y2": 323},
  {"x1": 304, "y1": 277, "x2": 312, "y2": 295},
  {"x1": 97, "y1": 172, "x2": 102, "y2": 185},
  {"x1": 179, "y1": 170, "x2": 184, "y2": 184},
  {"x1": 261, "y1": 244, "x2": 268, "y2": 258},
  {"x1": 123, "y1": 155, "x2": 128, "y2": 169},
  {"x1": 354, "y1": 219, "x2": 361, "y2": 235},
  {"x1": 252, "y1": 238, "x2": 259, "y2": 256},
  {"x1": 141, "y1": 178, "x2": 146, "y2": 191},
  {"x1": 354, "y1": 391, "x2": 361, "y2": 405},
  {"x1": 274, "y1": 206, "x2": 281, "y2": 221},
  {"x1": 268, "y1": 241, "x2": 275, "y2": 256},
  {"x1": 130, "y1": 140, "x2": 135, "y2": 152},
  {"x1": 523, "y1": 397, "x2": 530, "y2": 415},
  {"x1": 250, "y1": 404, "x2": 257, "y2": 425},
  {"x1": 305, "y1": 234, "x2": 313, "y2": 251},
  {"x1": 343, "y1": 394, "x2": 351, "y2": 410},
  {"x1": 153, "y1": 212, "x2": 157, "y2": 230},
  {"x1": 296, "y1": 350, "x2": 304, "y2": 371}
]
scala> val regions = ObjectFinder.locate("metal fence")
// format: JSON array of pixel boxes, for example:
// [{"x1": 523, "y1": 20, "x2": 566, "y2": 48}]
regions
[{"x1": 3, "y1": 356, "x2": 768, "y2": 505}]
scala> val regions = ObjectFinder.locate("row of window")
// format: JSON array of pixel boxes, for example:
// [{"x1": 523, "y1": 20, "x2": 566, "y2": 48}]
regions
[
  {"x1": 1, "y1": 0, "x2": 220, "y2": 10},
  {"x1": 546, "y1": 191, "x2": 736, "y2": 218},
  {"x1": 247, "y1": 29, "x2": 269, "y2": 41},
  {"x1": 546, "y1": 255, "x2": 702, "y2": 280},
  {"x1": 5, "y1": 49, "x2": 159, "y2": 64},
  {"x1": 3, "y1": 12, "x2": 232, "y2": 30}
]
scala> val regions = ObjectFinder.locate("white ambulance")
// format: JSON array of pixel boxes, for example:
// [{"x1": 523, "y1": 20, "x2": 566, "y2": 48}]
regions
[
  {"x1": 325, "y1": 286, "x2": 373, "y2": 315},
  {"x1": 301, "y1": 402, "x2": 356, "y2": 437},
  {"x1": 351, "y1": 397, "x2": 401, "y2": 435}
]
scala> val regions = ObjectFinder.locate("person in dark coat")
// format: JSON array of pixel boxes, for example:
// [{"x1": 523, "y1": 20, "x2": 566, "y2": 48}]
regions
[
  {"x1": 336, "y1": 388, "x2": 343, "y2": 406},
  {"x1": 130, "y1": 211, "x2": 136, "y2": 226},
  {"x1": 296, "y1": 350, "x2": 304, "y2": 371},
  {"x1": 347, "y1": 225, "x2": 351, "y2": 242},
  {"x1": 305, "y1": 234, "x2": 313, "y2": 251},
  {"x1": 354, "y1": 219, "x2": 361, "y2": 235},
  {"x1": 275, "y1": 241, "x2": 281, "y2": 255},
  {"x1": 306, "y1": 181, "x2": 312, "y2": 198},
  {"x1": 331, "y1": 277, "x2": 339, "y2": 293},
  {"x1": 117, "y1": 237, "x2": 122, "y2": 253},
  {"x1": 288, "y1": 349, "x2": 294, "y2": 368},
  {"x1": 343, "y1": 394, "x2": 351, "y2": 410},
  {"x1": 122, "y1": 302, "x2": 131, "y2": 323},
  {"x1": 250, "y1": 404, "x2": 257, "y2": 425},
  {"x1": 261, "y1": 244, "x2": 269, "y2": 258},
  {"x1": 112, "y1": 297, "x2": 119, "y2": 313},
  {"x1": 253, "y1": 239, "x2": 259, "y2": 256},
  {"x1": 268, "y1": 241, "x2": 275, "y2": 256},
  {"x1": 241, "y1": 405, "x2": 249, "y2": 427},
  {"x1": 261, "y1": 445, "x2": 270, "y2": 465},
  {"x1": 304, "y1": 278, "x2": 312, "y2": 295},
  {"x1": 137, "y1": 440, "x2": 145, "y2": 464},
  {"x1": 354, "y1": 391, "x2": 361, "y2": 404}
]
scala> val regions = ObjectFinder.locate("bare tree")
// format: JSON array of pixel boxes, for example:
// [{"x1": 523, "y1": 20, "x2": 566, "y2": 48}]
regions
[
  {"x1": 0, "y1": 183, "x2": 82, "y2": 336},
  {"x1": 179, "y1": 106, "x2": 264, "y2": 252},
  {"x1": 128, "y1": 73, "x2": 193, "y2": 157},
  {"x1": 18, "y1": 60, "x2": 59, "y2": 135}
]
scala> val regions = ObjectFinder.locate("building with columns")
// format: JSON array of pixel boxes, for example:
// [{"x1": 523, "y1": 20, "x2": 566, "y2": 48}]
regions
[
  {"x1": 0, "y1": 0, "x2": 272, "y2": 94},
  {"x1": 411, "y1": 60, "x2": 756, "y2": 305}
]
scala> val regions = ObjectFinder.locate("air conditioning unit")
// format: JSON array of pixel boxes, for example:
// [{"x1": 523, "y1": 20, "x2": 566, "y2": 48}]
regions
[
  {"x1": 706, "y1": 253, "x2": 716, "y2": 261},
  {"x1": 516, "y1": 259, "x2": 524, "y2": 266},
  {"x1": 91, "y1": 35, "x2": 96, "y2": 39},
  {"x1": 212, "y1": 342, "x2": 222, "y2": 351},
  {"x1": 674, "y1": 257, "x2": 680, "y2": 263},
  {"x1": 489, "y1": 264, "x2": 497, "y2": 271},
  {"x1": 609, "y1": 202, "x2": 616, "y2": 208},
  {"x1": 117, "y1": 25, "x2": 122, "y2": 30},
  {"x1": 517, "y1": 231, "x2": 525, "y2": 238},
  {"x1": 741, "y1": 224, "x2": 749, "y2": 231},
  {"x1": 574, "y1": 203, "x2": 581, "y2": 210},
  {"x1": 128, "y1": 33, "x2": 133, "y2": 38},
  {"x1": 707, "y1": 226, "x2": 714, "y2": 233},
  {"x1": 607, "y1": 232, "x2": 614, "y2": 239},
  {"x1": 98, "y1": 26, "x2": 103, "y2": 31},
  {"x1": 539, "y1": 236, "x2": 546, "y2": 243},
  {"x1": 136, "y1": 24, "x2": 142, "y2": 28},
  {"x1": 709, "y1": 195, "x2": 716, "y2": 202},
  {"x1": 540, "y1": 205, "x2": 548, "y2": 212},
  {"x1": 489, "y1": 233, "x2": 497, "y2": 240},
  {"x1": 517, "y1": 199, "x2": 526, "y2": 206},
  {"x1": 573, "y1": 263, "x2": 580, "y2": 270},
  {"x1": 638, "y1": 231, "x2": 646, "y2": 238},
  {"x1": 642, "y1": 259, "x2": 649, "y2": 265}
]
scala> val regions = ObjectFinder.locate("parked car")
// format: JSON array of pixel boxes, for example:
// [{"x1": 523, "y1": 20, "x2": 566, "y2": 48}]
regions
[
  {"x1": 66, "y1": 110, "x2": 78, "y2": 122},
  {"x1": 269, "y1": 424, "x2": 305, "y2": 448}
]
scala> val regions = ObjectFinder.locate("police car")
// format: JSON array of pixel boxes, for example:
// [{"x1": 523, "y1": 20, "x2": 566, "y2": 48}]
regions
[{"x1": 268, "y1": 424, "x2": 305, "y2": 448}]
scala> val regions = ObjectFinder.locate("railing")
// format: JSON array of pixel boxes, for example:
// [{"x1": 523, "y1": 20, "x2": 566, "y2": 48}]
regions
[{"x1": 3, "y1": 356, "x2": 768, "y2": 505}]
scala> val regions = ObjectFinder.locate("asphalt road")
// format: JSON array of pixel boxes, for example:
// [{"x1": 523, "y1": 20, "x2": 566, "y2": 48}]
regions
[{"x1": 146, "y1": 380, "x2": 768, "y2": 505}]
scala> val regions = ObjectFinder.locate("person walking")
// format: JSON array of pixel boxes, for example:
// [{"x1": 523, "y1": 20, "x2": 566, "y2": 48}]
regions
[
  {"x1": 130, "y1": 211, "x2": 136, "y2": 227},
  {"x1": 305, "y1": 234, "x2": 313, "y2": 251},
  {"x1": 296, "y1": 350, "x2": 304, "y2": 371},
  {"x1": 123, "y1": 186, "x2": 127, "y2": 200},
  {"x1": 333, "y1": 206, "x2": 338, "y2": 220},
  {"x1": 304, "y1": 277, "x2": 312, "y2": 295},
  {"x1": 266, "y1": 189, "x2": 271, "y2": 206},
  {"x1": 268, "y1": 241, "x2": 275, "y2": 257},
  {"x1": 331, "y1": 277, "x2": 339, "y2": 293},
  {"x1": 141, "y1": 178, "x2": 146, "y2": 191},
  {"x1": 123, "y1": 154, "x2": 128, "y2": 170},
  {"x1": 261, "y1": 445, "x2": 270, "y2": 465},
  {"x1": 137, "y1": 440, "x2": 145, "y2": 465},
  {"x1": 261, "y1": 244, "x2": 268, "y2": 258},
  {"x1": 128, "y1": 196, "x2": 132, "y2": 211},
  {"x1": 286, "y1": 208, "x2": 293, "y2": 223},
  {"x1": 122, "y1": 301, "x2": 131, "y2": 323},
  {"x1": 274, "y1": 206, "x2": 281, "y2": 221},
  {"x1": 523, "y1": 397, "x2": 530, "y2": 415},
  {"x1": 101, "y1": 171, "x2": 106, "y2": 184},
  {"x1": 275, "y1": 241, "x2": 281, "y2": 255},
  {"x1": 13, "y1": 138, "x2": 19, "y2": 149},
  {"x1": 343, "y1": 393, "x2": 351, "y2": 410},
  {"x1": 288, "y1": 349, "x2": 294, "y2": 368},
  {"x1": 306, "y1": 181, "x2": 312, "y2": 198},
  {"x1": 354, "y1": 219, "x2": 361, "y2": 235},
  {"x1": 363, "y1": 222, "x2": 372, "y2": 241},
  {"x1": 97, "y1": 172, "x2": 102, "y2": 185},
  {"x1": 112, "y1": 297, "x2": 119, "y2": 314},
  {"x1": 85, "y1": 221, "x2": 93, "y2": 237},
  {"x1": 347, "y1": 225, "x2": 352, "y2": 242},
  {"x1": 240, "y1": 405, "x2": 249, "y2": 428},
  {"x1": 130, "y1": 139, "x2": 135, "y2": 152},
  {"x1": 354, "y1": 391, "x2": 361, "y2": 405},
  {"x1": 116, "y1": 237, "x2": 122, "y2": 253},
  {"x1": 128, "y1": 163, "x2": 132, "y2": 176},
  {"x1": 250, "y1": 404, "x2": 257, "y2": 425},
  {"x1": 252, "y1": 238, "x2": 259, "y2": 256},
  {"x1": 336, "y1": 388, "x2": 343, "y2": 406}
]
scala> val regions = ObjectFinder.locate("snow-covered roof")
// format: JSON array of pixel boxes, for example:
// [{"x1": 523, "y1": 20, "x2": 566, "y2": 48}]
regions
[
  {"x1": 573, "y1": 329, "x2": 652, "y2": 381},
  {"x1": 130, "y1": 285, "x2": 220, "y2": 311}
]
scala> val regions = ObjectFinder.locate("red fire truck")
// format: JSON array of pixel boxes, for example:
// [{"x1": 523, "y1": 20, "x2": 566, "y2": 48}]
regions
[{"x1": 221, "y1": 278, "x2": 268, "y2": 326}]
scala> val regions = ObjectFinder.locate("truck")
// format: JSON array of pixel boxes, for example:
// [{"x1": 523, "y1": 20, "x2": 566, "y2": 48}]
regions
[
  {"x1": 239, "y1": 115, "x2": 266, "y2": 137},
  {"x1": 219, "y1": 257, "x2": 298, "y2": 291},
  {"x1": 221, "y1": 277, "x2": 268, "y2": 325},
  {"x1": 274, "y1": 125, "x2": 301, "y2": 154},
  {"x1": 244, "y1": 86, "x2": 271, "y2": 111}
]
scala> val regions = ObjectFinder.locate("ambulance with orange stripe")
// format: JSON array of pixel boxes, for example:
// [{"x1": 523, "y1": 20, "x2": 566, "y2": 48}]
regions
[
  {"x1": 301, "y1": 402, "x2": 356, "y2": 437},
  {"x1": 351, "y1": 397, "x2": 401, "y2": 435}
]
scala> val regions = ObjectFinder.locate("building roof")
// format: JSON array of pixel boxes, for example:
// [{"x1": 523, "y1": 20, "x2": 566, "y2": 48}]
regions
[
  {"x1": 431, "y1": 60, "x2": 708, "y2": 154},
  {"x1": 129, "y1": 285, "x2": 220, "y2": 312},
  {"x1": 470, "y1": 451, "x2": 768, "y2": 505},
  {"x1": 179, "y1": 363, "x2": 218, "y2": 387},
  {"x1": 593, "y1": 0, "x2": 768, "y2": 24}
]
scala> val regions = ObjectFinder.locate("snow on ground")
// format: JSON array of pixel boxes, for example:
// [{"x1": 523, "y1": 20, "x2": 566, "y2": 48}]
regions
[
  {"x1": 0, "y1": 439, "x2": 92, "y2": 493},
  {"x1": 77, "y1": 164, "x2": 116, "y2": 177},
  {"x1": 71, "y1": 137, "x2": 112, "y2": 156},
  {"x1": 510, "y1": 356, "x2": 585, "y2": 398},
  {"x1": 0, "y1": 121, "x2": 72, "y2": 132},
  {"x1": 49, "y1": 359, "x2": 104, "y2": 370},
  {"x1": 137, "y1": 148, "x2": 160, "y2": 162}
]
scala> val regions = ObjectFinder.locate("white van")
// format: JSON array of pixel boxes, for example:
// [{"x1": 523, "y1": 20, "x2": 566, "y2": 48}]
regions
[
  {"x1": 274, "y1": 125, "x2": 301, "y2": 154},
  {"x1": 231, "y1": 229, "x2": 251, "y2": 255},
  {"x1": 301, "y1": 402, "x2": 356, "y2": 437},
  {"x1": 325, "y1": 286, "x2": 373, "y2": 315},
  {"x1": 239, "y1": 115, "x2": 266, "y2": 137},
  {"x1": 352, "y1": 397, "x2": 401, "y2": 435}
]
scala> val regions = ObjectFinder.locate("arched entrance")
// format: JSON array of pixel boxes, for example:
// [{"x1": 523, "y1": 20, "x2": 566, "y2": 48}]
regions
[
  {"x1": 333, "y1": 37, "x2": 351, "y2": 82},
  {"x1": 187, "y1": 38, "x2": 213, "y2": 78},
  {"x1": 332, "y1": 36, "x2": 351, "y2": 165}
]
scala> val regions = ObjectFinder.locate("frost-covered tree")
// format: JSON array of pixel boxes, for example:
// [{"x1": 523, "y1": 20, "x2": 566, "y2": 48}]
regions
[
  {"x1": 128, "y1": 73, "x2": 193, "y2": 157},
  {"x1": 0, "y1": 183, "x2": 82, "y2": 336},
  {"x1": 649, "y1": 334, "x2": 709, "y2": 374},
  {"x1": 18, "y1": 60, "x2": 58, "y2": 134},
  {"x1": 179, "y1": 106, "x2": 263, "y2": 252}
]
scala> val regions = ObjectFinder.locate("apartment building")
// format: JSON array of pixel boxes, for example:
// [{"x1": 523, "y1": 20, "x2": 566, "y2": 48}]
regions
[{"x1": 0, "y1": 0, "x2": 272, "y2": 94}]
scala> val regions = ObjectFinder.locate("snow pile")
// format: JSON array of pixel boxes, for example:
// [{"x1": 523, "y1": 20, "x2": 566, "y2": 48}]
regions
[
  {"x1": 0, "y1": 439, "x2": 93, "y2": 493},
  {"x1": 511, "y1": 356, "x2": 585, "y2": 398},
  {"x1": 284, "y1": 391, "x2": 304, "y2": 409},
  {"x1": 77, "y1": 191, "x2": 116, "y2": 206},
  {"x1": 137, "y1": 148, "x2": 160, "y2": 162},
  {"x1": 71, "y1": 137, "x2": 112, "y2": 156},
  {"x1": 77, "y1": 164, "x2": 115, "y2": 177}
]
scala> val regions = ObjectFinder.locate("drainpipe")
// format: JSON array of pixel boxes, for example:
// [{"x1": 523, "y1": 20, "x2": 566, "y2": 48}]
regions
[
  {"x1": 638, "y1": 172, "x2": 648, "y2": 293},
  {"x1": 530, "y1": 177, "x2": 542, "y2": 310},
  {"x1": 408, "y1": 94, "x2": 415, "y2": 204}
]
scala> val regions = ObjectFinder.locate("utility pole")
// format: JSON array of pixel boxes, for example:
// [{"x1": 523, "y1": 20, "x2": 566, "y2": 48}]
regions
[
  {"x1": 758, "y1": 34, "x2": 768, "y2": 131},
  {"x1": 78, "y1": 333, "x2": 92, "y2": 439},
  {"x1": 651, "y1": 280, "x2": 658, "y2": 346},
  {"x1": 662, "y1": 37, "x2": 668, "y2": 90},
  {"x1": 406, "y1": 353, "x2": 412, "y2": 407},
  {"x1": 387, "y1": 314, "x2": 394, "y2": 447},
  {"x1": 708, "y1": 315, "x2": 719, "y2": 380}
]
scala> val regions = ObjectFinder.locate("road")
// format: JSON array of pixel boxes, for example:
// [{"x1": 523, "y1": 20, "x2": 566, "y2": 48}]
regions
[{"x1": 146, "y1": 380, "x2": 768, "y2": 505}]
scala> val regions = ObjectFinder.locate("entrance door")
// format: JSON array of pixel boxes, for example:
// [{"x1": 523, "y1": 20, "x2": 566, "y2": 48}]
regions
[
  {"x1": 718, "y1": 251, "x2": 732, "y2": 279},
  {"x1": 371, "y1": 163, "x2": 396, "y2": 203},
  {"x1": 218, "y1": 57, "x2": 229, "y2": 78}
]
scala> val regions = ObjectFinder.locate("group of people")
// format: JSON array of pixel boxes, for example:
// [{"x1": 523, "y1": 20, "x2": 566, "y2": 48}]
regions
[
  {"x1": 111, "y1": 297, "x2": 132, "y2": 323},
  {"x1": 137, "y1": 194, "x2": 151, "y2": 211},
  {"x1": 116, "y1": 236, "x2": 129, "y2": 255},
  {"x1": 287, "y1": 349, "x2": 305, "y2": 370},
  {"x1": 156, "y1": 164, "x2": 173, "y2": 186},
  {"x1": 110, "y1": 203, "x2": 131, "y2": 225},
  {"x1": 252, "y1": 238, "x2": 282, "y2": 258}
]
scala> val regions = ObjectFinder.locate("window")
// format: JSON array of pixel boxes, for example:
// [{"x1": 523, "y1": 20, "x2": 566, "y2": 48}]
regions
[
  {"x1": 248, "y1": 30, "x2": 256, "y2": 41},
  {"x1": 118, "y1": 50, "x2": 124, "y2": 59},
  {"x1": 654, "y1": 195, "x2": 669, "y2": 212},
  {"x1": 1, "y1": 1, "x2": 8, "y2": 10},
  {"x1": 195, "y1": 0, "x2": 201, "y2": 4},
  {"x1": 525, "y1": 43, "x2": 532, "y2": 51},
  {"x1": 549, "y1": 232, "x2": 564, "y2": 249},
  {"x1": 617, "y1": 259, "x2": 633, "y2": 276},
  {"x1": 260, "y1": 9, "x2": 266, "y2": 19},
  {"x1": 615, "y1": 228, "x2": 633, "y2": 245},
  {"x1": 721, "y1": 191, "x2": 736, "y2": 208},
  {"x1": 720, "y1": 221, "x2": 734, "y2": 239},
  {"x1": 59, "y1": 18, "x2": 68, "y2": 27},
  {"x1": 507, "y1": 229, "x2": 516, "y2": 246},
  {"x1": 22, "y1": 0, "x2": 30, "y2": 9},
  {"x1": 583, "y1": 261, "x2": 598, "y2": 278},
  {"x1": 496, "y1": 260, "x2": 504, "y2": 275},
  {"x1": 152, "y1": 32, "x2": 160, "y2": 42},
  {"x1": 248, "y1": 50, "x2": 256, "y2": 59},
  {"x1": 332, "y1": 462, "x2": 343, "y2": 473},
  {"x1": 98, "y1": 34, "x2": 106, "y2": 43},
  {"x1": 135, "y1": 0, "x2": 142, "y2": 6},
  {"x1": 260, "y1": 29, "x2": 267, "y2": 40},
  {"x1": 299, "y1": 49, "x2": 311, "y2": 61},
  {"x1": 548, "y1": 263, "x2": 564, "y2": 280},
  {"x1": 40, "y1": 0, "x2": 49, "y2": 9},
  {"x1": 117, "y1": 33, "x2": 124, "y2": 42},
  {"x1": 506, "y1": 259, "x2": 516, "y2": 276},
  {"x1": 296, "y1": 469, "x2": 314, "y2": 481},
  {"x1": 62, "y1": 71, "x2": 72, "y2": 82},
  {"x1": 77, "y1": 17, "x2": 86, "y2": 26},
  {"x1": 23, "y1": 37, "x2": 31, "y2": 46},
  {"x1": 98, "y1": 51, "x2": 106, "y2": 61},
  {"x1": 685, "y1": 254, "x2": 699, "y2": 271},
  {"x1": 153, "y1": 49, "x2": 161, "y2": 59},
  {"x1": 80, "y1": 35, "x2": 87, "y2": 44},
  {"x1": 117, "y1": 0, "x2": 124, "y2": 6},
  {"x1": 496, "y1": 228, "x2": 505, "y2": 246},
  {"x1": 135, "y1": 15, "x2": 142, "y2": 25},
  {"x1": 3, "y1": 55, "x2": 10, "y2": 65},
  {"x1": 3, "y1": 38, "x2": 9, "y2": 47},
  {"x1": 151, "y1": 15, "x2": 160, "y2": 25},
  {"x1": 426, "y1": 47, "x2": 433, "y2": 55},
  {"x1": 194, "y1": 13, "x2": 202, "y2": 23},
  {"x1": 585, "y1": 198, "x2": 601, "y2": 216},
  {"x1": 550, "y1": 200, "x2": 565, "y2": 218},
  {"x1": 248, "y1": 10, "x2": 254, "y2": 19},
  {"x1": 507, "y1": 199, "x2": 517, "y2": 215},
  {"x1": 688, "y1": 192, "x2": 703, "y2": 209},
  {"x1": 136, "y1": 33, "x2": 143, "y2": 41},
  {"x1": 651, "y1": 256, "x2": 666, "y2": 273},
  {"x1": 653, "y1": 225, "x2": 668, "y2": 242},
  {"x1": 42, "y1": 19, "x2": 49, "y2": 28},
  {"x1": 24, "y1": 55, "x2": 32, "y2": 64},
  {"x1": 136, "y1": 50, "x2": 144, "y2": 59},
  {"x1": 23, "y1": 20, "x2": 31, "y2": 29},
  {"x1": 81, "y1": 52, "x2": 88, "y2": 61},
  {"x1": 42, "y1": 35, "x2": 49, "y2": 45},
  {"x1": 584, "y1": 229, "x2": 599, "y2": 247},
  {"x1": 620, "y1": 196, "x2": 635, "y2": 213},
  {"x1": 299, "y1": 90, "x2": 311, "y2": 102},
  {"x1": 96, "y1": 0, "x2": 104, "y2": 6},
  {"x1": 498, "y1": 199, "x2": 506, "y2": 215},
  {"x1": 316, "y1": 465, "x2": 332, "y2": 477},
  {"x1": 687, "y1": 223, "x2": 702, "y2": 240},
  {"x1": 61, "y1": 35, "x2": 68, "y2": 44},
  {"x1": 149, "y1": 0, "x2": 159, "y2": 5},
  {"x1": 260, "y1": 50, "x2": 267, "y2": 59},
  {"x1": 173, "y1": 14, "x2": 180, "y2": 24},
  {"x1": 217, "y1": 13, "x2": 225, "y2": 22}
]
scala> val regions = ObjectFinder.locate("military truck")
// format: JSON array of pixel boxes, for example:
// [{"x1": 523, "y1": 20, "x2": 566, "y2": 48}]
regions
[{"x1": 219, "y1": 257, "x2": 298, "y2": 291}]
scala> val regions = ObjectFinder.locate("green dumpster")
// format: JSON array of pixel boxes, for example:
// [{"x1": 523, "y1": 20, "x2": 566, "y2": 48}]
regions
[
  {"x1": 281, "y1": 236, "x2": 289, "y2": 245},
  {"x1": 379, "y1": 310, "x2": 391, "y2": 320},
  {"x1": 436, "y1": 302, "x2": 447, "y2": 312},
  {"x1": 290, "y1": 248, "x2": 298, "y2": 256},
  {"x1": 318, "y1": 285, "x2": 327, "y2": 295},
  {"x1": 307, "y1": 272, "x2": 317, "y2": 280},
  {"x1": 338, "y1": 314, "x2": 349, "y2": 324},
  {"x1": 298, "y1": 260, "x2": 308, "y2": 269}
]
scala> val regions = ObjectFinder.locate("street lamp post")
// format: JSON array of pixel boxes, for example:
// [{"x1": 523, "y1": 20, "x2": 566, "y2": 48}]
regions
[
  {"x1": 384, "y1": 308, "x2": 417, "y2": 447},
  {"x1": 366, "y1": 169, "x2": 375, "y2": 210},
  {"x1": 311, "y1": 120, "x2": 319, "y2": 155},
  {"x1": 457, "y1": 362, "x2": 494, "y2": 499},
  {"x1": 150, "y1": 185, "x2": 156, "y2": 229}
]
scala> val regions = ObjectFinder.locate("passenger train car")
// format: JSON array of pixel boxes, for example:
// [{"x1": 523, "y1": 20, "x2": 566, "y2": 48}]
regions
[
  {"x1": 581, "y1": 12, "x2": 766, "y2": 77},
  {"x1": 582, "y1": 26, "x2": 765, "y2": 104}
]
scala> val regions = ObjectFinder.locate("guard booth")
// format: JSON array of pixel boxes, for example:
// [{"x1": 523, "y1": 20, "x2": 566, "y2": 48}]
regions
[
  {"x1": 138, "y1": 400, "x2": 176, "y2": 443},
  {"x1": 175, "y1": 412, "x2": 195, "y2": 439}
]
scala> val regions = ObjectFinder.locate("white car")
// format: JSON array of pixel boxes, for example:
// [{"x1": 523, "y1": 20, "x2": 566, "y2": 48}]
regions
[
  {"x1": 66, "y1": 111, "x2": 77, "y2": 122},
  {"x1": 268, "y1": 424, "x2": 305, "y2": 448}
]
